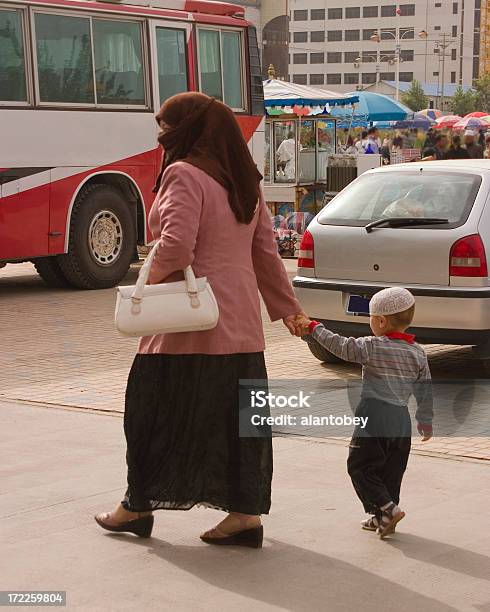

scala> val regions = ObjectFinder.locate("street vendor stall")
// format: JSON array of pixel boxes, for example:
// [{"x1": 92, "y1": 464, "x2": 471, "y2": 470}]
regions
[{"x1": 263, "y1": 76, "x2": 358, "y2": 219}]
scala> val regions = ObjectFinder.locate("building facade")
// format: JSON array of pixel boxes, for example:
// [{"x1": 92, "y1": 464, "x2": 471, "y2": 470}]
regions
[{"x1": 288, "y1": 0, "x2": 481, "y2": 94}]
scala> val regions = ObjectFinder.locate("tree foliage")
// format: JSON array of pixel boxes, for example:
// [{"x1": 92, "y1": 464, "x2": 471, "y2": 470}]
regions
[
  {"x1": 473, "y1": 74, "x2": 490, "y2": 113},
  {"x1": 401, "y1": 80, "x2": 429, "y2": 112},
  {"x1": 449, "y1": 86, "x2": 477, "y2": 116}
]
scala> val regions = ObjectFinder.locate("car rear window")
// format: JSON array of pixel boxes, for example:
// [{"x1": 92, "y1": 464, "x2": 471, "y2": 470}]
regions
[{"x1": 318, "y1": 171, "x2": 482, "y2": 228}]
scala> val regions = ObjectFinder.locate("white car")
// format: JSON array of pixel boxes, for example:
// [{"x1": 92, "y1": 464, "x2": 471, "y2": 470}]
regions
[{"x1": 293, "y1": 160, "x2": 490, "y2": 362}]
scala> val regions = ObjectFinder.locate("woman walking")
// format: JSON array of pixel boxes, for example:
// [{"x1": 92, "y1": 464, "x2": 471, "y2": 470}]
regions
[{"x1": 95, "y1": 93, "x2": 304, "y2": 548}]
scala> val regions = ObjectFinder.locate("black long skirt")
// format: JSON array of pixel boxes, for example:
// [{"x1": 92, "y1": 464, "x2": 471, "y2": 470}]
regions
[{"x1": 121, "y1": 352, "x2": 272, "y2": 515}]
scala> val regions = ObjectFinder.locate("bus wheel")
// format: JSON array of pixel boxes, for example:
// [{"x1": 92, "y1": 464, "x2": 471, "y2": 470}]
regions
[
  {"x1": 33, "y1": 257, "x2": 73, "y2": 288},
  {"x1": 58, "y1": 184, "x2": 136, "y2": 290}
]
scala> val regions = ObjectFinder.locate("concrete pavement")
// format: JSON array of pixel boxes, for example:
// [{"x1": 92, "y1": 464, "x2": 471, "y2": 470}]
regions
[{"x1": 1, "y1": 399, "x2": 489, "y2": 612}]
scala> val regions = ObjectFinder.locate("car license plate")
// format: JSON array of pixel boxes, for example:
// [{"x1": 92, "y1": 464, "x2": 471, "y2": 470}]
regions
[{"x1": 346, "y1": 295, "x2": 371, "y2": 316}]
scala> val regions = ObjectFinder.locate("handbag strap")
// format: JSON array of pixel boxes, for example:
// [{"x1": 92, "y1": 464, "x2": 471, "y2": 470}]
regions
[{"x1": 130, "y1": 243, "x2": 200, "y2": 313}]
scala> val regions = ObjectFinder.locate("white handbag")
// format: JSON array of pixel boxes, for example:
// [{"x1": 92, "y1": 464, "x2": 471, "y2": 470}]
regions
[{"x1": 115, "y1": 243, "x2": 219, "y2": 338}]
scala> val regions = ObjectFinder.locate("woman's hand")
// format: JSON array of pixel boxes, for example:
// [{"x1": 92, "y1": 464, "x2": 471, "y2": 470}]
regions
[{"x1": 283, "y1": 312, "x2": 310, "y2": 337}]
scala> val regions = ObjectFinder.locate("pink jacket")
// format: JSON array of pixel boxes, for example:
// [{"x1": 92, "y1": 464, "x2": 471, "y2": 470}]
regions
[{"x1": 138, "y1": 162, "x2": 301, "y2": 355}]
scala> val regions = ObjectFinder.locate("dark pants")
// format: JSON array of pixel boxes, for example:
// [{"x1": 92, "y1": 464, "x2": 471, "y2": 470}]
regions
[{"x1": 347, "y1": 398, "x2": 411, "y2": 515}]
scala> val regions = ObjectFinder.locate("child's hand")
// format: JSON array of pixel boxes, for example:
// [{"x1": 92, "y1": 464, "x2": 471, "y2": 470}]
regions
[{"x1": 417, "y1": 422, "x2": 433, "y2": 442}]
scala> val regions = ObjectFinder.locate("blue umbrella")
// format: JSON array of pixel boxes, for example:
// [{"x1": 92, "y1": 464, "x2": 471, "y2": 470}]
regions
[
  {"x1": 332, "y1": 91, "x2": 410, "y2": 122},
  {"x1": 393, "y1": 116, "x2": 434, "y2": 130}
]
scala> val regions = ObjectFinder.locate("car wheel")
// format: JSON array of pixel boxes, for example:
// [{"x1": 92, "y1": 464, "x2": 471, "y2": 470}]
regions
[
  {"x1": 33, "y1": 256, "x2": 73, "y2": 288},
  {"x1": 304, "y1": 336, "x2": 342, "y2": 363},
  {"x1": 58, "y1": 184, "x2": 136, "y2": 290}
]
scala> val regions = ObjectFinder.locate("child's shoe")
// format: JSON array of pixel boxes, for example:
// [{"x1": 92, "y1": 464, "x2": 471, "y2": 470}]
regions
[
  {"x1": 361, "y1": 515, "x2": 380, "y2": 531},
  {"x1": 377, "y1": 502, "x2": 405, "y2": 539}
]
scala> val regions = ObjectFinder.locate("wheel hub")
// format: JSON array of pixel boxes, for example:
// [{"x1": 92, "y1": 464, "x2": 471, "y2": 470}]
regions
[{"x1": 88, "y1": 210, "x2": 123, "y2": 266}]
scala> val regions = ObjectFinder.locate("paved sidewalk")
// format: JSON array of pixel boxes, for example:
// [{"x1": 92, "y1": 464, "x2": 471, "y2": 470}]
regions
[
  {"x1": 1, "y1": 400, "x2": 489, "y2": 612},
  {"x1": 1, "y1": 262, "x2": 489, "y2": 461}
]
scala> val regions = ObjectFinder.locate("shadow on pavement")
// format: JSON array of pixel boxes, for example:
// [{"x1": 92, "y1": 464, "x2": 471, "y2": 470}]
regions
[
  {"x1": 385, "y1": 533, "x2": 490, "y2": 582},
  {"x1": 119, "y1": 535, "x2": 457, "y2": 611}
]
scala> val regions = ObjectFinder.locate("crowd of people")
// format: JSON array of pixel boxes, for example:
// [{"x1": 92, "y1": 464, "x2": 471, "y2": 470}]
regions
[{"x1": 339, "y1": 125, "x2": 490, "y2": 164}]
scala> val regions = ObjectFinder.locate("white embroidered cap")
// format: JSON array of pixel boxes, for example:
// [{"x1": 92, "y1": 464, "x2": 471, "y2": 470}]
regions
[{"x1": 369, "y1": 287, "x2": 415, "y2": 316}]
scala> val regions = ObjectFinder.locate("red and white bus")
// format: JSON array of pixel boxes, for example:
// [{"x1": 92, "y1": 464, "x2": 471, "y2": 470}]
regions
[{"x1": 0, "y1": 0, "x2": 264, "y2": 288}]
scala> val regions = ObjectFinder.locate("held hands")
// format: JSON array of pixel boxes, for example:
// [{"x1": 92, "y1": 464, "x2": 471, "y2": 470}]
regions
[
  {"x1": 283, "y1": 312, "x2": 312, "y2": 338},
  {"x1": 417, "y1": 422, "x2": 433, "y2": 442}
]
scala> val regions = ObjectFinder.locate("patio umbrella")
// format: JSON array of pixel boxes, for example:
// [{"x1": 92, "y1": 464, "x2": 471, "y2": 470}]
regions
[
  {"x1": 464, "y1": 111, "x2": 488, "y2": 118},
  {"x1": 418, "y1": 108, "x2": 442, "y2": 120},
  {"x1": 453, "y1": 116, "x2": 487, "y2": 130},
  {"x1": 395, "y1": 115, "x2": 434, "y2": 130},
  {"x1": 331, "y1": 91, "x2": 410, "y2": 122},
  {"x1": 434, "y1": 115, "x2": 461, "y2": 129}
]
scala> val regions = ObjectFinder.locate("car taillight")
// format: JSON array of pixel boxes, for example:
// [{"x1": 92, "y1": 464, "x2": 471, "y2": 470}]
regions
[
  {"x1": 450, "y1": 234, "x2": 488, "y2": 277},
  {"x1": 298, "y1": 230, "x2": 315, "y2": 268}
]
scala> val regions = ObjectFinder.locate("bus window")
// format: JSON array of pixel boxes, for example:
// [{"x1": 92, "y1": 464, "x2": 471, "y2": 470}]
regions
[
  {"x1": 35, "y1": 13, "x2": 94, "y2": 104},
  {"x1": 155, "y1": 27, "x2": 188, "y2": 105},
  {"x1": 93, "y1": 19, "x2": 145, "y2": 106},
  {"x1": 198, "y1": 29, "x2": 222, "y2": 101},
  {"x1": 222, "y1": 31, "x2": 243, "y2": 110},
  {"x1": 0, "y1": 9, "x2": 27, "y2": 103},
  {"x1": 198, "y1": 28, "x2": 245, "y2": 110}
]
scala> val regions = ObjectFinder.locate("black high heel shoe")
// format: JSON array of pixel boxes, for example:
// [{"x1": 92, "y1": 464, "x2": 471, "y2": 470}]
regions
[
  {"x1": 200, "y1": 525, "x2": 263, "y2": 548},
  {"x1": 94, "y1": 512, "x2": 154, "y2": 538}
]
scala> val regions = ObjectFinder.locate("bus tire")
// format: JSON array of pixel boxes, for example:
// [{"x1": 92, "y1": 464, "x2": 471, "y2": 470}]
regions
[
  {"x1": 58, "y1": 184, "x2": 136, "y2": 290},
  {"x1": 304, "y1": 336, "x2": 342, "y2": 364},
  {"x1": 33, "y1": 256, "x2": 73, "y2": 288}
]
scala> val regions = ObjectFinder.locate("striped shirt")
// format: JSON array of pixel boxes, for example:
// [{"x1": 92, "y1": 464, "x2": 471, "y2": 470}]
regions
[{"x1": 311, "y1": 324, "x2": 433, "y2": 425}]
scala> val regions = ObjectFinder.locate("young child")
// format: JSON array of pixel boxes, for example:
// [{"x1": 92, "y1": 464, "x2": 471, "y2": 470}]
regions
[{"x1": 301, "y1": 287, "x2": 433, "y2": 538}]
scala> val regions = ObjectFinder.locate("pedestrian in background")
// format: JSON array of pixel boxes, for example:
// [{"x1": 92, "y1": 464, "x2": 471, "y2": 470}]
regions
[
  {"x1": 444, "y1": 135, "x2": 471, "y2": 160},
  {"x1": 422, "y1": 133, "x2": 447, "y2": 160},
  {"x1": 463, "y1": 130, "x2": 484, "y2": 159},
  {"x1": 484, "y1": 134, "x2": 490, "y2": 158},
  {"x1": 95, "y1": 92, "x2": 305, "y2": 547}
]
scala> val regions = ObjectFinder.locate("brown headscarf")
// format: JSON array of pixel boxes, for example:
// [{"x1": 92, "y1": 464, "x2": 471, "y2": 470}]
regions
[{"x1": 153, "y1": 92, "x2": 263, "y2": 224}]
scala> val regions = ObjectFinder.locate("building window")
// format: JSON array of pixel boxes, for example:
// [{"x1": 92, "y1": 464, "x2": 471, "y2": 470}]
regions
[
  {"x1": 452, "y1": 25, "x2": 458, "y2": 37},
  {"x1": 362, "y1": 73, "x2": 377, "y2": 84},
  {"x1": 363, "y1": 6, "x2": 378, "y2": 17},
  {"x1": 345, "y1": 30, "x2": 360, "y2": 41},
  {"x1": 310, "y1": 73, "x2": 325, "y2": 85},
  {"x1": 345, "y1": 7, "x2": 361, "y2": 18},
  {"x1": 311, "y1": 8, "x2": 325, "y2": 20},
  {"x1": 380, "y1": 51, "x2": 396, "y2": 61},
  {"x1": 399, "y1": 71, "x2": 414, "y2": 81},
  {"x1": 453, "y1": 2, "x2": 458, "y2": 14},
  {"x1": 434, "y1": 47, "x2": 440, "y2": 53},
  {"x1": 434, "y1": 25, "x2": 441, "y2": 30},
  {"x1": 435, "y1": 2, "x2": 442, "y2": 6},
  {"x1": 381, "y1": 28, "x2": 396, "y2": 40},
  {"x1": 292, "y1": 74, "x2": 307, "y2": 84},
  {"x1": 327, "y1": 8, "x2": 342, "y2": 19},
  {"x1": 293, "y1": 53, "x2": 307, "y2": 64},
  {"x1": 311, "y1": 31, "x2": 325, "y2": 42},
  {"x1": 310, "y1": 52, "x2": 325, "y2": 64},
  {"x1": 399, "y1": 27, "x2": 415, "y2": 39},
  {"x1": 326, "y1": 73, "x2": 342, "y2": 85},
  {"x1": 399, "y1": 4, "x2": 415, "y2": 16},
  {"x1": 474, "y1": 32, "x2": 480, "y2": 55},
  {"x1": 293, "y1": 31, "x2": 307, "y2": 42},
  {"x1": 452, "y1": 48, "x2": 457, "y2": 60},
  {"x1": 451, "y1": 71, "x2": 456, "y2": 83},
  {"x1": 293, "y1": 10, "x2": 308, "y2": 21},
  {"x1": 327, "y1": 52, "x2": 342, "y2": 63},
  {"x1": 433, "y1": 71, "x2": 439, "y2": 76},
  {"x1": 380, "y1": 72, "x2": 395, "y2": 80},
  {"x1": 400, "y1": 49, "x2": 414, "y2": 61},
  {"x1": 381, "y1": 5, "x2": 397, "y2": 17},
  {"x1": 344, "y1": 72, "x2": 359, "y2": 84},
  {"x1": 0, "y1": 8, "x2": 27, "y2": 102},
  {"x1": 363, "y1": 29, "x2": 377, "y2": 40},
  {"x1": 362, "y1": 51, "x2": 377, "y2": 62},
  {"x1": 327, "y1": 30, "x2": 343, "y2": 42},
  {"x1": 344, "y1": 51, "x2": 360, "y2": 63}
]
